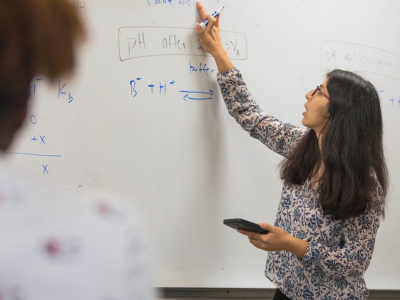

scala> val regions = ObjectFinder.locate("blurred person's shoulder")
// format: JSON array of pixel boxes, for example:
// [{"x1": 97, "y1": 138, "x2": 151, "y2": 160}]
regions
[{"x1": 0, "y1": 156, "x2": 155, "y2": 299}]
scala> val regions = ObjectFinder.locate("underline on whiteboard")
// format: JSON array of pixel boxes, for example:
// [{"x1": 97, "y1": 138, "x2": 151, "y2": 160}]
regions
[{"x1": 5, "y1": 152, "x2": 62, "y2": 158}]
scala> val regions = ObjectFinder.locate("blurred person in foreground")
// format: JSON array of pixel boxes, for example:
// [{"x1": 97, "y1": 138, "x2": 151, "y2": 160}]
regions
[{"x1": 0, "y1": 1, "x2": 154, "y2": 299}]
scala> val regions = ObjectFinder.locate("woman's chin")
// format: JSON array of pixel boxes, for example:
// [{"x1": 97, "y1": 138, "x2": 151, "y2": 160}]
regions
[{"x1": 301, "y1": 119, "x2": 312, "y2": 129}]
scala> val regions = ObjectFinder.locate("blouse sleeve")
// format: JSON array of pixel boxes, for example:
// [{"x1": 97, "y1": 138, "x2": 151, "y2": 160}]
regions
[
  {"x1": 217, "y1": 67, "x2": 307, "y2": 158},
  {"x1": 300, "y1": 180, "x2": 384, "y2": 282}
]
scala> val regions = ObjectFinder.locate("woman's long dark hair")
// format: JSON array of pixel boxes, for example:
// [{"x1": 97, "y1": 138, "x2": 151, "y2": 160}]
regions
[{"x1": 280, "y1": 70, "x2": 388, "y2": 220}]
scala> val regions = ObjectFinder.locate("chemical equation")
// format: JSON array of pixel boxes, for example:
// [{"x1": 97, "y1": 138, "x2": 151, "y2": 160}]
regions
[
  {"x1": 129, "y1": 77, "x2": 213, "y2": 101},
  {"x1": 119, "y1": 27, "x2": 247, "y2": 61},
  {"x1": 130, "y1": 78, "x2": 176, "y2": 97},
  {"x1": 321, "y1": 41, "x2": 400, "y2": 80}
]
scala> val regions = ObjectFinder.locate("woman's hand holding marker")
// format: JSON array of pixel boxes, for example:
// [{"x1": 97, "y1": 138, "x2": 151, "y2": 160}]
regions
[{"x1": 195, "y1": 2, "x2": 233, "y2": 73}]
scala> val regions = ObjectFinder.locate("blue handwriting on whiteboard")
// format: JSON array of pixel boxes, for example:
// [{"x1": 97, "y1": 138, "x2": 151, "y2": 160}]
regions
[
  {"x1": 29, "y1": 78, "x2": 43, "y2": 96},
  {"x1": 190, "y1": 60, "x2": 215, "y2": 75},
  {"x1": 43, "y1": 165, "x2": 49, "y2": 175},
  {"x1": 62, "y1": 185, "x2": 83, "y2": 198},
  {"x1": 148, "y1": 83, "x2": 155, "y2": 94},
  {"x1": 30, "y1": 136, "x2": 47, "y2": 145},
  {"x1": 160, "y1": 83, "x2": 167, "y2": 95},
  {"x1": 388, "y1": 98, "x2": 400, "y2": 109},
  {"x1": 5, "y1": 152, "x2": 61, "y2": 158},
  {"x1": 30, "y1": 115, "x2": 37, "y2": 124},
  {"x1": 154, "y1": 0, "x2": 172, "y2": 5},
  {"x1": 130, "y1": 78, "x2": 141, "y2": 97},
  {"x1": 130, "y1": 78, "x2": 176, "y2": 97},
  {"x1": 58, "y1": 80, "x2": 74, "y2": 103},
  {"x1": 58, "y1": 81, "x2": 66, "y2": 97},
  {"x1": 178, "y1": 0, "x2": 196, "y2": 5},
  {"x1": 147, "y1": 0, "x2": 195, "y2": 6},
  {"x1": 179, "y1": 90, "x2": 214, "y2": 101}
]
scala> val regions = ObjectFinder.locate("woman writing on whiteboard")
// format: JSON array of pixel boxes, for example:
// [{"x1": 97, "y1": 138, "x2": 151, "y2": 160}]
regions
[{"x1": 195, "y1": 2, "x2": 388, "y2": 300}]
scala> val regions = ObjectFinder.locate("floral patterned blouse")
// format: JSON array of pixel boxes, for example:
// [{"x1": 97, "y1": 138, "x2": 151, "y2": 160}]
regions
[{"x1": 217, "y1": 67, "x2": 384, "y2": 300}]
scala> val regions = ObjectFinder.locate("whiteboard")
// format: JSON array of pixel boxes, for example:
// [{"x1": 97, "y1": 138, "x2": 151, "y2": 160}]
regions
[{"x1": 6, "y1": 0, "x2": 400, "y2": 289}]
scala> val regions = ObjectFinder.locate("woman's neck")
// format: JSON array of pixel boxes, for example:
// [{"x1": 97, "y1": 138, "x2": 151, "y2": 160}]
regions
[{"x1": 315, "y1": 129, "x2": 324, "y2": 154}]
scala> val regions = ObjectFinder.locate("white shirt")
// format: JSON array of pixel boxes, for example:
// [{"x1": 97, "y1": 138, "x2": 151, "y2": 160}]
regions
[{"x1": 0, "y1": 157, "x2": 155, "y2": 300}]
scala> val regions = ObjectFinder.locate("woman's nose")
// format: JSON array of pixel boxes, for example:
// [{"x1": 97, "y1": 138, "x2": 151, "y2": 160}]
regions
[{"x1": 305, "y1": 90, "x2": 313, "y2": 101}]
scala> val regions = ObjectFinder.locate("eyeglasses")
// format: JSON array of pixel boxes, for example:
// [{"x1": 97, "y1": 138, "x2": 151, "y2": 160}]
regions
[{"x1": 311, "y1": 86, "x2": 330, "y2": 101}]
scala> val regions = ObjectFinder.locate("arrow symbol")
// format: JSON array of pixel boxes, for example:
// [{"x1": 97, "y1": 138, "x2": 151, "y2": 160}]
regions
[{"x1": 179, "y1": 90, "x2": 214, "y2": 101}]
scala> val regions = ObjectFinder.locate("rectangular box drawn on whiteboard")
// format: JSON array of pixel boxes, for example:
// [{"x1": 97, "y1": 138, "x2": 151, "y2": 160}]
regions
[
  {"x1": 118, "y1": 26, "x2": 247, "y2": 61},
  {"x1": 321, "y1": 41, "x2": 400, "y2": 80}
]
